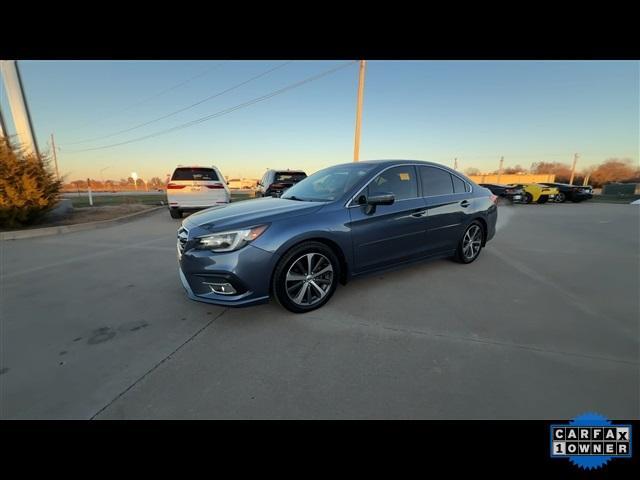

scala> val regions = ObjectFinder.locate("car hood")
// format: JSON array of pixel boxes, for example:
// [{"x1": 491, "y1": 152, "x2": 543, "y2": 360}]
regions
[{"x1": 182, "y1": 196, "x2": 325, "y2": 234}]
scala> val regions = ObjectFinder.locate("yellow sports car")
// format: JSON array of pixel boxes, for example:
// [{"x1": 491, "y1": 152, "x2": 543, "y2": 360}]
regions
[{"x1": 511, "y1": 183, "x2": 559, "y2": 204}]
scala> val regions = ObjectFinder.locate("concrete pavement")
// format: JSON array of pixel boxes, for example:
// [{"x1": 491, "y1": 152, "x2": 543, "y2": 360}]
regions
[{"x1": 1, "y1": 202, "x2": 638, "y2": 419}]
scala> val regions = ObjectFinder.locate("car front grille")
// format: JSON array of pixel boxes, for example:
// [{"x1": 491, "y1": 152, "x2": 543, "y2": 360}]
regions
[{"x1": 177, "y1": 227, "x2": 189, "y2": 253}]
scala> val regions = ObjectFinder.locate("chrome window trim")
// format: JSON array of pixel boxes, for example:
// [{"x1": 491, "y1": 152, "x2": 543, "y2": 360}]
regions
[{"x1": 345, "y1": 163, "x2": 472, "y2": 208}]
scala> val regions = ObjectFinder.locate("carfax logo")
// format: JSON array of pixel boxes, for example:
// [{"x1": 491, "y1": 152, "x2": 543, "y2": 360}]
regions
[{"x1": 550, "y1": 412, "x2": 632, "y2": 470}]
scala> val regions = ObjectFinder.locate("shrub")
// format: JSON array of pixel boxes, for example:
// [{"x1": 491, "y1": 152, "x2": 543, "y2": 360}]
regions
[{"x1": 0, "y1": 137, "x2": 62, "y2": 229}]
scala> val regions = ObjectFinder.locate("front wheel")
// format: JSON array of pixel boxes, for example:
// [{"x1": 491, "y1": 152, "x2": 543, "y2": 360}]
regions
[
  {"x1": 169, "y1": 209, "x2": 182, "y2": 219},
  {"x1": 273, "y1": 242, "x2": 340, "y2": 313},
  {"x1": 555, "y1": 192, "x2": 566, "y2": 203},
  {"x1": 454, "y1": 221, "x2": 484, "y2": 264},
  {"x1": 523, "y1": 192, "x2": 533, "y2": 204}
]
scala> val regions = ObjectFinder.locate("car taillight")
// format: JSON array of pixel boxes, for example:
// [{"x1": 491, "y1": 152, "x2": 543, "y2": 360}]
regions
[
  {"x1": 206, "y1": 184, "x2": 224, "y2": 189},
  {"x1": 167, "y1": 183, "x2": 186, "y2": 189},
  {"x1": 490, "y1": 194, "x2": 498, "y2": 204}
]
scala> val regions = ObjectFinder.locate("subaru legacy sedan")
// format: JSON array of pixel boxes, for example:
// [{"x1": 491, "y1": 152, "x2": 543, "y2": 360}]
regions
[{"x1": 177, "y1": 160, "x2": 498, "y2": 313}]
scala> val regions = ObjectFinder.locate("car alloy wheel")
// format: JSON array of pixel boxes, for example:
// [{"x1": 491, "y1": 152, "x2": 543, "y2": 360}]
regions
[
  {"x1": 286, "y1": 253, "x2": 334, "y2": 307},
  {"x1": 273, "y1": 241, "x2": 340, "y2": 313},
  {"x1": 454, "y1": 221, "x2": 484, "y2": 264},
  {"x1": 555, "y1": 192, "x2": 565, "y2": 203},
  {"x1": 462, "y1": 224, "x2": 482, "y2": 261},
  {"x1": 523, "y1": 192, "x2": 533, "y2": 204}
]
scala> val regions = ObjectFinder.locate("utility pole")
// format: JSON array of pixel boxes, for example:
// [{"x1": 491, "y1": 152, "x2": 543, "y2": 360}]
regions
[
  {"x1": 497, "y1": 156, "x2": 504, "y2": 184},
  {"x1": 0, "y1": 60, "x2": 40, "y2": 157},
  {"x1": 50, "y1": 133, "x2": 60, "y2": 179},
  {"x1": 569, "y1": 153, "x2": 578, "y2": 185},
  {"x1": 353, "y1": 60, "x2": 366, "y2": 162},
  {"x1": 454, "y1": 158, "x2": 458, "y2": 170}
]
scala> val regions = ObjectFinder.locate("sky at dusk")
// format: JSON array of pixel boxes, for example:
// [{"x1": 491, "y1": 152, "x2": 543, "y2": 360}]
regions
[{"x1": 1, "y1": 60, "x2": 638, "y2": 182}]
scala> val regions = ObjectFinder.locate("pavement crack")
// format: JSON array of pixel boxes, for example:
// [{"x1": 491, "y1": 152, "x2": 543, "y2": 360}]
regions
[{"x1": 89, "y1": 308, "x2": 228, "y2": 420}]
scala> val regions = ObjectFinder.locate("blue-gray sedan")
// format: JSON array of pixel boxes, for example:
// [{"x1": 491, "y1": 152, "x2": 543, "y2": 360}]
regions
[{"x1": 177, "y1": 160, "x2": 498, "y2": 313}]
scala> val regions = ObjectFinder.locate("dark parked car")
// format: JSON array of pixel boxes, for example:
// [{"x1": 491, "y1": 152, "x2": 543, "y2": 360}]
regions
[
  {"x1": 480, "y1": 183, "x2": 524, "y2": 203},
  {"x1": 540, "y1": 183, "x2": 593, "y2": 203},
  {"x1": 257, "y1": 169, "x2": 307, "y2": 197},
  {"x1": 177, "y1": 160, "x2": 498, "y2": 313}
]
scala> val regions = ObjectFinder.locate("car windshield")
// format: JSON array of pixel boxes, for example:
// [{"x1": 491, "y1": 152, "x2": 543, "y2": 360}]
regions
[
  {"x1": 274, "y1": 172, "x2": 306, "y2": 183},
  {"x1": 281, "y1": 164, "x2": 376, "y2": 201}
]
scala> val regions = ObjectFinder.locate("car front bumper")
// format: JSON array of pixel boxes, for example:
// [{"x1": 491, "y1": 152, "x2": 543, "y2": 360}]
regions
[{"x1": 178, "y1": 244, "x2": 274, "y2": 307}]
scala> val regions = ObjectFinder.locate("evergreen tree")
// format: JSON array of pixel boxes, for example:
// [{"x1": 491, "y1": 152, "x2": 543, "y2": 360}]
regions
[{"x1": 0, "y1": 136, "x2": 62, "y2": 228}]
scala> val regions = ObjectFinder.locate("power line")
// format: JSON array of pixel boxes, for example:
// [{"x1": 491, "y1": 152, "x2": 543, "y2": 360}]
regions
[
  {"x1": 63, "y1": 62, "x2": 225, "y2": 135},
  {"x1": 62, "y1": 61, "x2": 291, "y2": 146},
  {"x1": 64, "y1": 61, "x2": 357, "y2": 153}
]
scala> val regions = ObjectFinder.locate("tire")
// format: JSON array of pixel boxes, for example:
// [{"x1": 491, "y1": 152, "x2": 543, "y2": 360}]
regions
[
  {"x1": 453, "y1": 221, "x2": 485, "y2": 264},
  {"x1": 537, "y1": 195, "x2": 548, "y2": 204},
  {"x1": 523, "y1": 192, "x2": 533, "y2": 204},
  {"x1": 169, "y1": 209, "x2": 182, "y2": 219},
  {"x1": 273, "y1": 241, "x2": 340, "y2": 313},
  {"x1": 555, "y1": 192, "x2": 566, "y2": 203}
]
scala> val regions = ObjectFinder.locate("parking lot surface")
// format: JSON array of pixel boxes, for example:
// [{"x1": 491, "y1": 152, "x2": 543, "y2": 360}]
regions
[{"x1": 1, "y1": 202, "x2": 638, "y2": 419}]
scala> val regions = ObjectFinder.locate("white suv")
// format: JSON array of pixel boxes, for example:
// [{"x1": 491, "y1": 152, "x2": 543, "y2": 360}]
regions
[{"x1": 166, "y1": 165, "x2": 230, "y2": 219}]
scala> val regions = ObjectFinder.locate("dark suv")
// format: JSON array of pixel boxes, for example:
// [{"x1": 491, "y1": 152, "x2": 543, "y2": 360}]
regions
[{"x1": 257, "y1": 169, "x2": 307, "y2": 197}]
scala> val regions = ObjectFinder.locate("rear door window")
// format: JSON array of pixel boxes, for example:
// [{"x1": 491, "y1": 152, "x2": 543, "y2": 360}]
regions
[
  {"x1": 419, "y1": 166, "x2": 454, "y2": 196},
  {"x1": 171, "y1": 168, "x2": 219, "y2": 181}
]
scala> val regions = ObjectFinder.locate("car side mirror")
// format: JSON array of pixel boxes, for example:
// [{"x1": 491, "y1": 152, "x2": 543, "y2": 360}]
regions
[{"x1": 359, "y1": 192, "x2": 395, "y2": 214}]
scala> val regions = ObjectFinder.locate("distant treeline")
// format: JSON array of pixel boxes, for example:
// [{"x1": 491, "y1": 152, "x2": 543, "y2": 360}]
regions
[{"x1": 463, "y1": 158, "x2": 639, "y2": 187}]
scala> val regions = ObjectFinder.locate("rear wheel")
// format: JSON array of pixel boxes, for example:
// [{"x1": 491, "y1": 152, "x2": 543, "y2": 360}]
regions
[
  {"x1": 537, "y1": 195, "x2": 549, "y2": 204},
  {"x1": 555, "y1": 192, "x2": 566, "y2": 203},
  {"x1": 523, "y1": 192, "x2": 533, "y2": 204},
  {"x1": 273, "y1": 242, "x2": 340, "y2": 313},
  {"x1": 454, "y1": 221, "x2": 484, "y2": 264},
  {"x1": 169, "y1": 208, "x2": 182, "y2": 219}
]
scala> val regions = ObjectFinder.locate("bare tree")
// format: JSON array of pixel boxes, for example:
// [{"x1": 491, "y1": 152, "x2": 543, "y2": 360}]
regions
[
  {"x1": 531, "y1": 162, "x2": 572, "y2": 182},
  {"x1": 589, "y1": 158, "x2": 639, "y2": 187}
]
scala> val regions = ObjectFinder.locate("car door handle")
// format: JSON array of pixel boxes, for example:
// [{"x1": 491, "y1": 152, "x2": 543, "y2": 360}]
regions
[
  {"x1": 460, "y1": 200, "x2": 470, "y2": 208},
  {"x1": 411, "y1": 210, "x2": 428, "y2": 218}
]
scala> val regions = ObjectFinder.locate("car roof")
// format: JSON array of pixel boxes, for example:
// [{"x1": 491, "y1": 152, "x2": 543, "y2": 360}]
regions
[
  {"x1": 174, "y1": 165, "x2": 218, "y2": 169},
  {"x1": 330, "y1": 159, "x2": 459, "y2": 170}
]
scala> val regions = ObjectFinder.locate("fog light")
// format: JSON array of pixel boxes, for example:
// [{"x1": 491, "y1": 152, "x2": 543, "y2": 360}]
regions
[{"x1": 203, "y1": 282, "x2": 237, "y2": 295}]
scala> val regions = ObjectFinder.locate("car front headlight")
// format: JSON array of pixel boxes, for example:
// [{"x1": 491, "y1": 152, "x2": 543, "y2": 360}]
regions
[{"x1": 194, "y1": 225, "x2": 269, "y2": 252}]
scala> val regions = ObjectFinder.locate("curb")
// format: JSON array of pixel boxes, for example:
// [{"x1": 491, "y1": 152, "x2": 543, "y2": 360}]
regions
[{"x1": 1, "y1": 206, "x2": 165, "y2": 241}]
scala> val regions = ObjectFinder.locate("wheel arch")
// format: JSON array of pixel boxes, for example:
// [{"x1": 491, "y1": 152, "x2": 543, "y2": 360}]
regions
[
  {"x1": 269, "y1": 235, "x2": 351, "y2": 297},
  {"x1": 470, "y1": 216, "x2": 488, "y2": 246}
]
